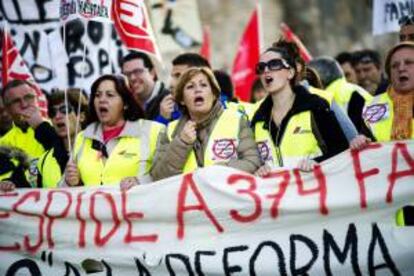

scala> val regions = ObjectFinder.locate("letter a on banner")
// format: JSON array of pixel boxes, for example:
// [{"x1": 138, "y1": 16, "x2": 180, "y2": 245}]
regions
[
  {"x1": 1, "y1": 23, "x2": 48, "y2": 117},
  {"x1": 112, "y1": 0, "x2": 162, "y2": 64}
]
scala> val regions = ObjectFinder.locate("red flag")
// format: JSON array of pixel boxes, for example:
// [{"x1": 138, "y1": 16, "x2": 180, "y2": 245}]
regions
[
  {"x1": 280, "y1": 23, "x2": 312, "y2": 63},
  {"x1": 199, "y1": 26, "x2": 211, "y2": 63},
  {"x1": 1, "y1": 26, "x2": 48, "y2": 116},
  {"x1": 112, "y1": 0, "x2": 162, "y2": 63},
  {"x1": 231, "y1": 6, "x2": 261, "y2": 102}
]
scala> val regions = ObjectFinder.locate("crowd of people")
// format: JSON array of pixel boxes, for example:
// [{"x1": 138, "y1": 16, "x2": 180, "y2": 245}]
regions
[{"x1": 0, "y1": 15, "x2": 413, "y2": 225}]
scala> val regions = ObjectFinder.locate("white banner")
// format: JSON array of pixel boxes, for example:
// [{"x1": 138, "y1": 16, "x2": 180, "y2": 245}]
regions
[
  {"x1": 1, "y1": 141, "x2": 414, "y2": 275},
  {"x1": 372, "y1": 0, "x2": 414, "y2": 35},
  {"x1": 60, "y1": 0, "x2": 112, "y2": 24},
  {"x1": 0, "y1": 0, "x2": 127, "y2": 92}
]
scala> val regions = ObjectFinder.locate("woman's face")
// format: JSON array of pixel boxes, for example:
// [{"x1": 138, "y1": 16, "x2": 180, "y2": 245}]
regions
[
  {"x1": 50, "y1": 103, "x2": 77, "y2": 138},
  {"x1": 94, "y1": 80, "x2": 125, "y2": 127},
  {"x1": 258, "y1": 51, "x2": 292, "y2": 94},
  {"x1": 181, "y1": 73, "x2": 216, "y2": 118}
]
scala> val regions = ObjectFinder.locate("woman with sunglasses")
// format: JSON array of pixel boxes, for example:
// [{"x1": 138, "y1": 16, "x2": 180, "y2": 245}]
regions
[
  {"x1": 64, "y1": 74, "x2": 165, "y2": 188},
  {"x1": 252, "y1": 45, "x2": 349, "y2": 176},
  {"x1": 151, "y1": 67, "x2": 260, "y2": 180},
  {"x1": 36, "y1": 89, "x2": 88, "y2": 188}
]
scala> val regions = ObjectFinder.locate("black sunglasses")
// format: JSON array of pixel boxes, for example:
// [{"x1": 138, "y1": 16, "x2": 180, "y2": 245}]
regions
[
  {"x1": 49, "y1": 105, "x2": 74, "y2": 118},
  {"x1": 255, "y1": 59, "x2": 290, "y2": 75},
  {"x1": 399, "y1": 14, "x2": 414, "y2": 26}
]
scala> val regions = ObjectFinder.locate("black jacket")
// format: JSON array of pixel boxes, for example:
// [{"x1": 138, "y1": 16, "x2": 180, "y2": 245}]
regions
[
  {"x1": 251, "y1": 85, "x2": 349, "y2": 163},
  {"x1": 145, "y1": 82, "x2": 170, "y2": 121}
]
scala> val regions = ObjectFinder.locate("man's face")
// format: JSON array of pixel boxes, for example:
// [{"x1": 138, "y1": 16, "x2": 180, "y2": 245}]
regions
[
  {"x1": 3, "y1": 84, "x2": 38, "y2": 125},
  {"x1": 390, "y1": 47, "x2": 414, "y2": 94},
  {"x1": 0, "y1": 97, "x2": 13, "y2": 133},
  {"x1": 169, "y1": 64, "x2": 190, "y2": 95},
  {"x1": 399, "y1": 25, "x2": 414, "y2": 42},
  {"x1": 354, "y1": 62, "x2": 382, "y2": 94},
  {"x1": 340, "y1": 62, "x2": 358, "y2": 84},
  {"x1": 122, "y1": 58, "x2": 155, "y2": 103}
]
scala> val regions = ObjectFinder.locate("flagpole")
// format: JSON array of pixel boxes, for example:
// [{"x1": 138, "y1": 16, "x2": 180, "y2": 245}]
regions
[
  {"x1": 2, "y1": 20, "x2": 9, "y2": 86},
  {"x1": 70, "y1": 20, "x2": 89, "y2": 161},
  {"x1": 256, "y1": 0, "x2": 263, "y2": 52}
]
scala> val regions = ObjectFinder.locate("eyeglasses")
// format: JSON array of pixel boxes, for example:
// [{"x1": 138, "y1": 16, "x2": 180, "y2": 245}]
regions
[
  {"x1": 255, "y1": 59, "x2": 290, "y2": 75},
  {"x1": 399, "y1": 14, "x2": 414, "y2": 26},
  {"x1": 123, "y1": 68, "x2": 146, "y2": 79},
  {"x1": 6, "y1": 93, "x2": 36, "y2": 106},
  {"x1": 49, "y1": 105, "x2": 74, "y2": 118}
]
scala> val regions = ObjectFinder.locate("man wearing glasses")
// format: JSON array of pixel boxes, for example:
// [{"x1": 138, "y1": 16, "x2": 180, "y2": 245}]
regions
[
  {"x1": 121, "y1": 51, "x2": 169, "y2": 120},
  {"x1": 399, "y1": 14, "x2": 414, "y2": 42},
  {"x1": 0, "y1": 80, "x2": 58, "y2": 185}
]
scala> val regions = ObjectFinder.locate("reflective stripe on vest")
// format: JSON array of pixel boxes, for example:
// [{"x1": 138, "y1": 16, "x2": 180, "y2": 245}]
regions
[
  {"x1": 167, "y1": 109, "x2": 241, "y2": 173},
  {"x1": 74, "y1": 121, "x2": 162, "y2": 186},
  {"x1": 37, "y1": 149, "x2": 61, "y2": 188},
  {"x1": 255, "y1": 111, "x2": 322, "y2": 168}
]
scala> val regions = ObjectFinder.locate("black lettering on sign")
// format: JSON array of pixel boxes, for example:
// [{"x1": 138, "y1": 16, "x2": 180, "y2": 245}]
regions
[
  {"x1": 385, "y1": 3, "x2": 400, "y2": 22},
  {"x1": 5, "y1": 259, "x2": 41, "y2": 276},
  {"x1": 134, "y1": 258, "x2": 151, "y2": 276},
  {"x1": 67, "y1": 56, "x2": 94, "y2": 86},
  {"x1": 323, "y1": 223, "x2": 361, "y2": 276},
  {"x1": 249, "y1": 241, "x2": 287, "y2": 276},
  {"x1": 290, "y1": 234, "x2": 319, "y2": 276},
  {"x1": 64, "y1": 19, "x2": 85, "y2": 54},
  {"x1": 194, "y1": 250, "x2": 216, "y2": 276},
  {"x1": 165, "y1": 254, "x2": 194, "y2": 276},
  {"x1": 98, "y1": 48, "x2": 110, "y2": 75},
  {"x1": 368, "y1": 223, "x2": 400, "y2": 276},
  {"x1": 64, "y1": 261, "x2": 81, "y2": 276},
  {"x1": 0, "y1": 0, "x2": 58, "y2": 24},
  {"x1": 20, "y1": 31, "x2": 41, "y2": 60},
  {"x1": 223, "y1": 245, "x2": 248, "y2": 276},
  {"x1": 88, "y1": 21, "x2": 104, "y2": 45}
]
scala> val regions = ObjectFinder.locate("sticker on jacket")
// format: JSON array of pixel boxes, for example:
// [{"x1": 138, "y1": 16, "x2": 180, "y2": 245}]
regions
[
  {"x1": 257, "y1": 140, "x2": 273, "y2": 162},
  {"x1": 212, "y1": 139, "x2": 238, "y2": 160},
  {"x1": 363, "y1": 103, "x2": 389, "y2": 123}
]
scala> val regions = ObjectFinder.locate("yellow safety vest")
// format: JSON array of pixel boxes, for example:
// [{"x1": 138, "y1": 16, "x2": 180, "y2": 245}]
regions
[
  {"x1": 363, "y1": 92, "x2": 414, "y2": 142},
  {"x1": 309, "y1": 86, "x2": 333, "y2": 105},
  {"x1": 396, "y1": 206, "x2": 414, "y2": 226},
  {"x1": 0, "y1": 158, "x2": 19, "y2": 181},
  {"x1": 254, "y1": 111, "x2": 322, "y2": 168},
  {"x1": 0, "y1": 124, "x2": 45, "y2": 159},
  {"x1": 326, "y1": 78, "x2": 372, "y2": 112},
  {"x1": 167, "y1": 109, "x2": 241, "y2": 173},
  {"x1": 74, "y1": 120, "x2": 164, "y2": 186},
  {"x1": 37, "y1": 148, "x2": 62, "y2": 188}
]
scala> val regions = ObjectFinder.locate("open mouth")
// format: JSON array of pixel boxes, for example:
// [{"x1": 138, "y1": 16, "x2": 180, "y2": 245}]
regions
[
  {"x1": 264, "y1": 76, "x2": 274, "y2": 85},
  {"x1": 194, "y1": 96, "x2": 205, "y2": 106},
  {"x1": 98, "y1": 107, "x2": 109, "y2": 115},
  {"x1": 56, "y1": 122, "x2": 66, "y2": 129},
  {"x1": 399, "y1": 76, "x2": 409, "y2": 83}
]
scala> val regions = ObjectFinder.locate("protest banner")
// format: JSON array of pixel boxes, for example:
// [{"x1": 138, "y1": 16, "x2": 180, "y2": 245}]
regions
[
  {"x1": 372, "y1": 0, "x2": 414, "y2": 35},
  {"x1": 1, "y1": 140, "x2": 414, "y2": 275},
  {"x1": 0, "y1": 0, "x2": 126, "y2": 92}
]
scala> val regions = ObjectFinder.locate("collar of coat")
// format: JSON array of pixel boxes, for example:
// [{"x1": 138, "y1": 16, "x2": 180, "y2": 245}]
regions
[{"x1": 251, "y1": 85, "x2": 330, "y2": 129}]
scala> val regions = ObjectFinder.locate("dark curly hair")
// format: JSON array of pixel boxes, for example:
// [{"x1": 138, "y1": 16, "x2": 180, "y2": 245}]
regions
[{"x1": 88, "y1": 74, "x2": 144, "y2": 124}]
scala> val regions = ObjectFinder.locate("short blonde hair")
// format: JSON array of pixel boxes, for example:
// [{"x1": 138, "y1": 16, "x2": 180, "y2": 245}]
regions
[{"x1": 174, "y1": 67, "x2": 221, "y2": 109}]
